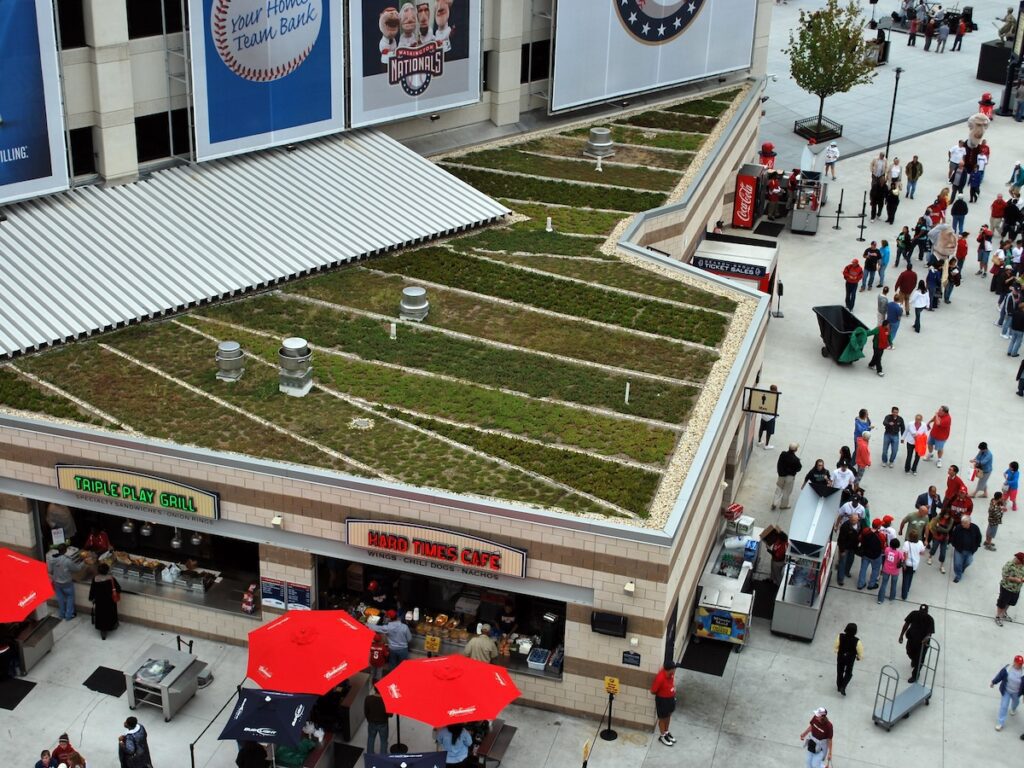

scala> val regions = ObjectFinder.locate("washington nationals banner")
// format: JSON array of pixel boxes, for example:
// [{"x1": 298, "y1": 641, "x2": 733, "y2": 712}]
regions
[
  {"x1": 188, "y1": 0, "x2": 345, "y2": 161},
  {"x1": 550, "y1": 0, "x2": 756, "y2": 113},
  {"x1": 0, "y1": 0, "x2": 69, "y2": 205},
  {"x1": 349, "y1": 0, "x2": 481, "y2": 128}
]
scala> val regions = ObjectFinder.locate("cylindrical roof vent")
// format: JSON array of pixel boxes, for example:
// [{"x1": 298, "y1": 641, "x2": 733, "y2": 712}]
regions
[
  {"x1": 215, "y1": 340, "x2": 245, "y2": 382},
  {"x1": 399, "y1": 286, "x2": 429, "y2": 322},
  {"x1": 278, "y1": 337, "x2": 313, "y2": 397},
  {"x1": 584, "y1": 127, "x2": 615, "y2": 159}
]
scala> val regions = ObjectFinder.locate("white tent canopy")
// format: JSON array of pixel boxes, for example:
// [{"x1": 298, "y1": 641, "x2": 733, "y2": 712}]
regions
[{"x1": 0, "y1": 130, "x2": 507, "y2": 358}]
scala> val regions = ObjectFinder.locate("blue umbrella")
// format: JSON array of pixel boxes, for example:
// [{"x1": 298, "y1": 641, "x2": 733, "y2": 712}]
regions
[
  {"x1": 364, "y1": 752, "x2": 448, "y2": 768},
  {"x1": 218, "y1": 688, "x2": 318, "y2": 746}
]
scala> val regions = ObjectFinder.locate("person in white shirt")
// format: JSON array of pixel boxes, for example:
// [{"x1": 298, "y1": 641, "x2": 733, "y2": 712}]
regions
[
  {"x1": 832, "y1": 463, "x2": 856, "y2": 491},
  {"x1": 824, "y1": 143, "x2": 840, "y2": 180},
  {"x1": 890, "y1": 158, "x2": 902, "y2": 183},
  {"x1": 836, "y1": 497, "x2": 865, "y2": 529},
  {"x1": 949, "y1": 141, "x2": 967, "y2": 176},
  {"x1": 900, "y1": 530, "x2": 927, "y2": 600},
  {"x1": 903, "y1": 412, "x2": 929, "y2": 474}
]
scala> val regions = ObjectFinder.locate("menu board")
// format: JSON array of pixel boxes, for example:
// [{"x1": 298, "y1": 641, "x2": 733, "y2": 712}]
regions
[
  {"x1": 260, "y1": 577, "x2": 286, "y2": 609},
  {"x1": 286, "y1": 582, "x2": 312, "y2": 610}
]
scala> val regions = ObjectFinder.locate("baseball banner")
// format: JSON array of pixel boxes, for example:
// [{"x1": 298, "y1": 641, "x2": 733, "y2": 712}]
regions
[
  {"x1": 0, "y1": 0, "x2": 69, "y2": 205},
  {"x1": 188, "y1": 0, "x2": 345, "y2": 161},
  {"x1": 550, "y1": 0, "x2": 757, "y2": 113},
  {"x1": 349, "y1": 0, "x2": 481, "y2": 128}
]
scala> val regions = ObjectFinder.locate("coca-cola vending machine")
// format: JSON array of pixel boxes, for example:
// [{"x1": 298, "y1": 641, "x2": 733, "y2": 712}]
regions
[{"x1": 732, "y1": 163, "x2": 766, "y2": 230}]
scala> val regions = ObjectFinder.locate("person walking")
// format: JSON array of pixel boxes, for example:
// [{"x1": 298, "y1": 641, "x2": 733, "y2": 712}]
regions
[
  {"x1": 836, "y1": 513, "x2": 863, "y2": 587},
  {"x1": 950, "y1": 195, "x2": 968, "y2": 232},
  {"x1": 823, "y1": 142, "x2": 840, "y2": 180},
  {"x1": 900, "y1": 505, "x2": 931, "y2": 540},
  {"x1": 910, "y1": 281, "x2": 929, "y2": 333},
  {"x1": 772, "y1": 444, "x2": 802, "y2": 510},
  {"x1": 47, "y1": 543, "x2": 84, "y2": 621},
  {"x1": 971, "y1": 442, "x2": 995, "y2": 497},
  {"x1": 877, "y1": 286, "x2": 890, "y2": 326},
  {"x1": 834, "y1": 623, "x2": 864, "y2": 695},
  {"x1": 878, "y1": 538, "x2": 906, "y2": 604},
  {"x1": 992, "y1": 193, "x2": 1008, "y2": 233},
  {"x1": 995, "y1": 552, "x2": 1024, "y2": 626},
  {"x1": 88, "y1": 563, "x2": 120, "y2": 640},
  {"x1": 925, "y1": 406, "x2": 952, "y2": 467},
  {"x1": 950, "y1": 163, "x2": 969, "y2": 203},
  {"x1": 879, "y1": 239, "x2": 893, "y2": 285},
  {"x1": 951, "y1": 17, "x2": 966, "y2": 50},
  {"x1": 758, "y1": 384, "x2": 779, "y2": 449},
  {"x1": 880, "y1": 406, "x2": 905, "y2": 468},
  {"x1": 885, "y1": 295, "x2": 903, "y2": 345},
  {"x1": 1008, "y1": 300, "x2": 1024, "y2": 357},
  {"x1": 867, "y1": 322, "x2": 890, "y2": 377},
  {"x1": 857, "y1": 518, "x2": 885, "y2": 590},
  {"x1": 903, "y1": 412, "x2": 927, "y2": 474},
  {"x1": 119, "y1": 717, "x2": 153, "y2": 768},
  {"x1": 991, "y1": 655, "x2": 1024, "y2": 729},
  {"x1": 900, "y1": 530, "x2": 927, "y2": 600},
  {"x1": 650, "y1": 662, "x2": 677, "y2": 746},
  {"x1": 799, "y1": 708, "x2": 833, "y2": 768},
  {"x1": 843, "y1": 258, "x2": 862, "y2": 309},
  {"x1": 950, "y1": 514, "x2": 983, "y2": 583},
  {"x1": 885, "y1": 186, "x2": 901, "y2": 225},
  {"x1": 1016, "y1": 80, "x2": 1024, "y2": 122},
  {"x1": 1004, "y1": 461, "x2": 1020, "y2": 510},
  {"x1": 855, "y1": 431, "x2": 873, "y2": 479},
  {"x1": 926, "y1": 262, "x2": 942, "y2": 309},
  {"x1": 985, "y1": 492, "x2": 1007, "y2": 550},
  {"x1": 905, "y1": 155, "x2": 923, "y2": 199},
  {"x1": 923, "y1": 16, "x2": 935, "y2": 50},
  {"x1": 896, "y1": 234, "x2": 916, "y2": 275},
  {"x1": 926, "y1": 510, "x2": 954, "y2": 573},
  {"x1": 899, "y1": 604, "x2": 935, "y2": 683},
  {"x1": 870, "y1": 181, "x2": 886, "y2": 222},
  {"x1": 1017, "y1": 358, "x2": 1024, "y2": 397},
  {"x1": 364, "y1": 684, "x2": 391, "y2": 754},
  {"x1": 862, "y1": 243, "x2": 881, "y2": 290},
  {"x1": 935, "y1": 19, "x2": 950, "y2": 51}
]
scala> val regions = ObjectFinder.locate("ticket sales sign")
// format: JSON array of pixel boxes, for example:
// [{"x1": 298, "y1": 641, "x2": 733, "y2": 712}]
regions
[
  {"x1": 56, "y1": 465, "x2": 220, "y2": 520},
  {"x1": 345, "y1": 520, "x2": 527, "y2": 579}
]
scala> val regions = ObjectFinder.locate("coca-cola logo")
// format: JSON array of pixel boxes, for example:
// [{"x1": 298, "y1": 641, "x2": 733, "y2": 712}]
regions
[{"x1": 737, "y1": 180, "x2": 754, "y2": 223}]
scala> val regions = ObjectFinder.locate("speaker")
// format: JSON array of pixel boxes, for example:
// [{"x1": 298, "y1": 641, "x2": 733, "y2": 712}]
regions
[
  {"x1": 590, "y1": 611, "x2": 628, "y2": 638},
  {"x1": 961, "y1": 5, "x2": 974, "y2": 26}
]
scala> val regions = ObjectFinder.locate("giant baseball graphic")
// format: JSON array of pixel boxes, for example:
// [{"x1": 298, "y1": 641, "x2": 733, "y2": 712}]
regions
[{"x1": 212, "y1": 0, "x2": 322, "y2": 81}]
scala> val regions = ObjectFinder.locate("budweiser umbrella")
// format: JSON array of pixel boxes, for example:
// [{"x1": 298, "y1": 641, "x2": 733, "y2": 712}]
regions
[
  {"x1": 247, "y1": 610, "x2": 375, "y2": 694},
  {"x1": 377, "y1": 655, "x2": 521, "y2": 728},
  {"x1": 218, "y1": 688, "x2": 317, "y2": 746},
  {"x1": 0, "y1": 548, "x2": 54, "y2": 622}
]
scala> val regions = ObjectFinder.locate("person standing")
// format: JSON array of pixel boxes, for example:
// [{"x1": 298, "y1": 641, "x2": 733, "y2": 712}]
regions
[
  {"x1": 905, "y1": 156, "x2": 923, "y2": 199},
  {"x1": 836, "y1": 513, "x2": 863, "y2": 587},
  {"x1": 950, "y1": 514, "x2": 983, "y2": 583},
  {"x1": 364, "y1": 684, "x2": 391, "y2": 754},
  {"x1": 371, "y1": 611, "x2": 411, "y2": 669},
  {"x1": 951, "y1": 17, "x2": 966, "y2": 50},
  {"x1": 772, "y1": 444, "x2": 802, "y2": 510},
  {"x1": 899, "y1": 505, "x2": 931, "y2": 540},
  {"x1": 463, "y1": 624, "x2": 498, "y2": 662},
  {"x1": 857, "y1": 518, "x2": 885, "y2": 590},
  {"x1": 950, "y1": 195, "x2": 968, "y2": 231},
  {"x1": 435, "y1": 724, "x2": 474, "y2": 766},
  {"x1": 834, "y1": 623, "x2": 863, "y2": 695},
  {"x1": 867, "y1": 322, "x2": 890, "y2": 377},
  {"x1": 650, "y1": 662, "x2": 677, "y2": 746},
  {"x1": 900, "y1": 530, "x2": 927, "y2": 600},
  {"x1": 799, "y1": 708, "x2": 833, "y2": 768},
  {"x1": 911, "y1": 280, "x2": 930, "y2": 333},
  {"x1": 1016, "y1": 80, "x2": 1024, "y2": 122},
  {"x1": 923, "y1": 16, "x2": 935, "y2": 50},
  {"x1": 948, "y1": 141, "x2": 967, "y2": 176},
  {"x1": 119, "y1": 717, "x2": 153, "y2": 768},
  {"x1": 870, "y1": 181, "x2": 886, "y2": 222},
  {"x1": 926, "y1": 510, "x2": 954, "y2": 573},
  {"x1": 925, "y1": 406, "x2": 952, "y2": 467},
  {"x1": 855, "y1": 431, "x2": 873, "y2": 479},
  {"x1": 935, "y1": 19, "x2": 950, "y2": 51},
  {"x1": 971, "y1": 442, "x2": 995, "y2": 497},
  {"x1": 878, "y1": 538, "x2": 906, "y2": 604},
  {"x1": 877, "y1": 286, "x2": 890, "y2": 326},
  {"x1": 917, "y1": 484, "x2": 943, "y2": 517},
  {"x1": 47, "y1": 544, "x2": 84, "y2": 621},
  {"x1": 896, "y1": 234, "x2": 916, "y2": 275},
  {"x1": 885, "y1": 185, "x2": 901, "y2": 225},
  {"x1": 843, "y1": 259, "x2": 863, "y2": 309},
  {"x1": 903, "y1": 413, "x2": 928, "y2": 475},
  {"x1": 950, "y1": 164, "x2": 969, "y2": 204},
  {"x1": 985, "y1": 492, "x2": 1007, "y2": 550},
  {"x1": 758, "y1": 384, "x2": 779, "y2": 449},
  {"x1": 881, "y1": 407, "x2": 906, "y2": 468},
  {"x1": 879, "y1": 240, "x2": 894, "y2": 286},
  {"x1": 823, "y1": 142, "x2": 840, "y2": 180},
  {"x1": 88, "y1": 563, "x2": 120, "y2": 640},
  {"x1": 1017, "y1": 358, "x2": 1024, "y2": 397},
  {"x1": 995, "y1": 553, "x2": 1024, "y2": 626},
  {"x1": 899, "y1": 604, "x2": 935, "y2": 683},
  {"x1": 907, "y1": 14, "x2": 919, "y2": 45},
  {"x1": 235, "y1": 742, "x2": 270, "y2": 768},
  {"x1": 992, "y1": 193, "x2": 1008, "y2": 233},
  {"x1": 862, "y1": 242, "x2": 881, "y2": 291},
  {"x1": 1008, "y1": 300, "x2": 1024, "y2": 357},
  {"x1": 991, "y1": 655, "x2": 1024, "y2": 729},
  {"x1": 1004, "y1": 461, "x2": 1020, "y2": 510}
]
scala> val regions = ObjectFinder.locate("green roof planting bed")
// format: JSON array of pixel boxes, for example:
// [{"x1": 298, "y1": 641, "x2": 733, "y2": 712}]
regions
[{"x1": 0, "y1": 86, "x2": 755, "y2": 524}]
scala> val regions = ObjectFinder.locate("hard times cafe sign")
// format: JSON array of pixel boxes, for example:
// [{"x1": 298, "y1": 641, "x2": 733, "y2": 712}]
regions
[
  {"x1": 56, "y1": 465, "x2": 220, "y2": 520},
  {"x1": 345, "y1": 520, "x2": 527, "y2": 579}
]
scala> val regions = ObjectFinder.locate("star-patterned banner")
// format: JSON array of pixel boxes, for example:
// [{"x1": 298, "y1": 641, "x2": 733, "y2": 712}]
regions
[{"x1": 616, "y1": 0, "x2": 705, "y2": 43}]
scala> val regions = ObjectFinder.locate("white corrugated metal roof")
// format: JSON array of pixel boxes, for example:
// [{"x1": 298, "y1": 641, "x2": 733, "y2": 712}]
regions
[{"x1": 0, "y1": 129, "x2": 508, "y2": 358}]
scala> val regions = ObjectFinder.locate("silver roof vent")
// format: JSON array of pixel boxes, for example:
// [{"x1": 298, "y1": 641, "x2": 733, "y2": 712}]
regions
[
  {"x1": 399, "y1": 286, "x2": 429, "y2": 322},
  {"x1": 583, "y1": 127, "x2": 615, "y2": 159},
  {"x1": 278, "y1": 337, "x2": 313, "y2": 397},
  {"x1": 215, "y1": 341, "x2": 245, "y2": 382}
]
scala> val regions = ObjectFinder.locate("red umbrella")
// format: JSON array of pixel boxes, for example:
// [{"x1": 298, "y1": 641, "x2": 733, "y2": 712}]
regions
[
  {"x1": 0, "y1": 548, "x2": 54, "y2": 622},
  {"x1": 377, "y1": 655, "x2": 521, "y2": 728},
  {"x1": 247, "y1": 610, "x2": 375, "y2": 694}
]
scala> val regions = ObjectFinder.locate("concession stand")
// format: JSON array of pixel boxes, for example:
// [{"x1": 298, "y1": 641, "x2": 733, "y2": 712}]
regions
[
  {"x1": 770, "y1": 484, "x2": 839, "y2": 641},
  {"x1": 692, "y1": 519, "x2": 762, "y2": 649}
]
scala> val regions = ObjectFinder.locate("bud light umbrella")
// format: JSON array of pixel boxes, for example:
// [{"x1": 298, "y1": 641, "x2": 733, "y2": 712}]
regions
[
  {"x1": 0, "y1": 548, "x2": 54, "y2": 622},
  {"x1": 364, "y1": 752, "x2": 448, "y2": 768},
  {"x1": 377, "y1": 655, "x2": 521, "y2": 728},
  {"x1": 218, "y1": 688, "x2": 318, "y2": 747},
  {"x1": 247, "y1": 610, "x2": 375, "y2": 695}
]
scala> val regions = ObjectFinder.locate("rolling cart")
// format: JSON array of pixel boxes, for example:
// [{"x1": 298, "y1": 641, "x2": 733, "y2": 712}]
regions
[
  {"x1": 124, "y1": 642, "x2": 207, "y2": 721},
  {"x1": 811, "y1": 306, "x2": 869, "y2": 365},
  {"x1": 872, "y1": 637, "x2": 940, "y2": 731}
]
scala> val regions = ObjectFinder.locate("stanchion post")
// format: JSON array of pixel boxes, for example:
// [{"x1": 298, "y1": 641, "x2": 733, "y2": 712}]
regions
[
  {"x1": 600, "y1": 692, "x2": 618, "y2": 741},
  {"x1": 857, "y1": 191, "x2": 868, "y2": 242},
  {"x1": 390, "y1": 715, "x2": 408, "y2": 753},
  {"x1": 833, "y1": 188, "x2": 843, "y2": 231}
]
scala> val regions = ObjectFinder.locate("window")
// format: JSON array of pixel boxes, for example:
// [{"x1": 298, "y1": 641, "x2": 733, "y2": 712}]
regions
[
  {"x1": 69, "y1": 127, "x2": 97, "y2": 176},
  {"x1": 56, "y1": 0, "x2": 87, "y2": 49},
  {"x1": 135, "y1": 109, "x2": 190, "y2": 163},
  {"x1": 520, "y1": 40, "x2": 551, "y2": 85},
  {"x1": 127, "y1": 0, "x2": 184, "y2": 39}
]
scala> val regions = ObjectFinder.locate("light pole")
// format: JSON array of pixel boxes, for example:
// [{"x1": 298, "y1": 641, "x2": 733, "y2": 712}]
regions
[
  {"x1": 884, "y1": 67, "x2": 904, "y2": 159},
  {"x1": 996, "y1": 0, "x2": 1024, "y2": 116}
]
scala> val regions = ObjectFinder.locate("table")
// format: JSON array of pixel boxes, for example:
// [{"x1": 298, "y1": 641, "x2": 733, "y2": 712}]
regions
[{"x1": 124, "y1": 643, "x2": 207, "y2": 721}]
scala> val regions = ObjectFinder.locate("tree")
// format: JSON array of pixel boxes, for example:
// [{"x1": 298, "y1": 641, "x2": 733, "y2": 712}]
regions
[{"x1": 784, "y1": 0, "x2": 877, "y2": 131}]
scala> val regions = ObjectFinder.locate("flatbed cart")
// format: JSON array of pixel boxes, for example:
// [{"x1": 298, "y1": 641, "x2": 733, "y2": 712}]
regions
[
  {"x1": 872, "y1": 638, "x2": 940, "y2": 731},
  {"x1": 811, "y1": 305, "x2": 869, "y2": 365}
]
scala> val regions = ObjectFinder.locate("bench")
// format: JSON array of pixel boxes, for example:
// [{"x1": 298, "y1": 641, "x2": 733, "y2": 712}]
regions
[{"x1": 476, "y1": 718, "x2": 517, "y2": 767}]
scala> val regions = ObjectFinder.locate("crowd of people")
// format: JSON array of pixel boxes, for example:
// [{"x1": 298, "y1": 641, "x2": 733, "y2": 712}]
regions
[{"x1": 33, "y1": 720, "x2": 153, "y2": 768}]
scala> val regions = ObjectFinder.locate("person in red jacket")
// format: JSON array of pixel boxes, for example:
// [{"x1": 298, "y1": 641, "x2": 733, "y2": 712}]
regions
[
  {"x1": 925, "y1": 405, "x2": 952, "y2": 467},
  {"x1": 650, "y1": 661, "x2": 678, "y2": 746},
  {"x1": 843, "y1": 259, "x2": 864, "y2": 310},
  {"x1": 855, "y1": 431, "x2": 873, "y2": 480},
  {"x1": 992, "y1": 194, "x2": 1007, "y2": 234},
  {"x1": 867, "y1": 321, "x2": 890, "y2": 377}
]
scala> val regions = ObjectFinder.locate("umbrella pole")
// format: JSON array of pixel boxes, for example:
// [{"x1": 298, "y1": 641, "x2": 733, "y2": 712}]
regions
[{"x1": 390, "y1": 714, "x2": 408, "y2": 753}]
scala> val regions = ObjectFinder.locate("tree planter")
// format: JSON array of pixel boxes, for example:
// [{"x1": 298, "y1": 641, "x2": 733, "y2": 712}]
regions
[{"x1": 793, "y1": 115, "x2": 844, "y2": 142}]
